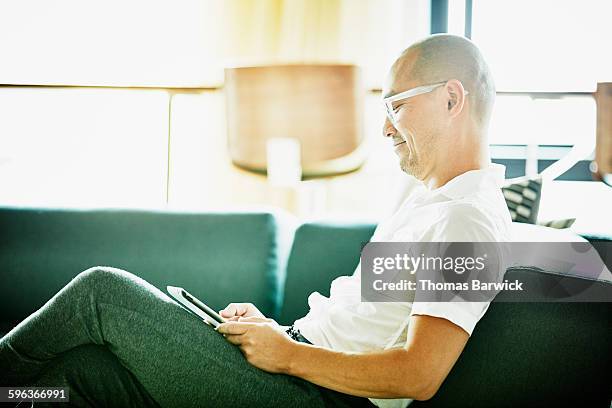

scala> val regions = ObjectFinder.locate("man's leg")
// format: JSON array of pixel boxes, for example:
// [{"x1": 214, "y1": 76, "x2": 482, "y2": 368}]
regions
[
  {"x1": 0, "y1": 267, "x2": 329, "y2": 407},
  {"x1": 33, "y1": 344, "x2": 159, "y2": 407}
]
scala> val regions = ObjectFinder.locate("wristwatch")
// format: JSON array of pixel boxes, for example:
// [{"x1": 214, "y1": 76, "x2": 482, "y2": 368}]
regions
[{"x1": 285, "y1": 325, "x2": 311, "y2": 344}]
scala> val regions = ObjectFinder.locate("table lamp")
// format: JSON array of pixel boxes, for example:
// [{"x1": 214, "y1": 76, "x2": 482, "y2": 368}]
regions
[{"x1": 224, "y1": 64, "x2": 365, "y2": 179}]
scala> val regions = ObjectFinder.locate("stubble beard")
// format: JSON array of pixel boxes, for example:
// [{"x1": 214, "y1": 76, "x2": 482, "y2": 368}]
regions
[
  {"x1": 400, "y1": 154, "x2": 423, "y2": 178},
  {"x1": 398, "y1": 133, "x2": 435, "y2": 180}
]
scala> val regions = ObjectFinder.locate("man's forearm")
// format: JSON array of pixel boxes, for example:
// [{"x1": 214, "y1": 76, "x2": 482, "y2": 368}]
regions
[
  {"x1": 218, "y1": 315, "x2": 467, "y2": 400},
  {"x1": 286, "y1": 342, "x2": 432, "y2": 400}
]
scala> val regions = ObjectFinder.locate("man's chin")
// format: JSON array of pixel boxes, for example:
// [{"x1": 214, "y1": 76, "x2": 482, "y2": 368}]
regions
[
  {"x1": 399, "y1": 161, "x2": 415, "y2": 176},
  {"x1": 399, "y1": 158, "x2": 420, "y2": 177}
]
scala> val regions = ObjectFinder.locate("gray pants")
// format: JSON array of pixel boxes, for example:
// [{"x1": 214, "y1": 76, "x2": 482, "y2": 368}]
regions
[{"x1": 0, "y1": 267, "x2": 373, "y2": 407}]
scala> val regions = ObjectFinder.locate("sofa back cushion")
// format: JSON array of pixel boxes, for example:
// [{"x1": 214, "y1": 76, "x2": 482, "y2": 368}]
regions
[
  {"x1": 0, "y1": 207, "x2": 283, "y2": 324},
  {"x1": 278, "y1": 221, "x2": 376, "y2": 325}
]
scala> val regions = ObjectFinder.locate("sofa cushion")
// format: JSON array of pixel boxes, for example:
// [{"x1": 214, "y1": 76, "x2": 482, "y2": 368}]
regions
[
  {"x1": 502, "y1": 176, "x2": 542, "y2": 223},
  {"x1": 412, "y1": 273, "x2": 612, "y2": 407},
  {"x1": 278, "y1": 221, "x2": 376, "y2": 325},
  {"x1": 0, "y1": 207, "x2": 284, "y2": 327},
  {"x1": 510, "y1": 221, "x2": 586, "y2": 242}
]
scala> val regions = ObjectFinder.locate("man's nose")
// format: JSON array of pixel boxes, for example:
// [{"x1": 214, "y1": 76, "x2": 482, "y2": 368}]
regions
[{"x1": 383, "y1": 116, "x2": 397, "y2": 138}]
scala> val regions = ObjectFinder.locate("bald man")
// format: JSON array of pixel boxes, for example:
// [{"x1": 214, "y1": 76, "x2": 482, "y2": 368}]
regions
[
  {"x1": 385, "y1": 34, "x2": 495, "y2": 187},
  {"x1": 1, "y1": 34, "x2": 511, "y2": 407}
]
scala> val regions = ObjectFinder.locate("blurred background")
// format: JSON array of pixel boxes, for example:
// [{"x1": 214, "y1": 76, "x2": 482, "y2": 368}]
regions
[{"x1": 0, "y1": 0, "x2": 610, "y2": 231}]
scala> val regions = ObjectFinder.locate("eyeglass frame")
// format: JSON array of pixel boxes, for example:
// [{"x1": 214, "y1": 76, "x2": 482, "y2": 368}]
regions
[{"x1": 383, "y1": 81, "x2": 469, "y2": 125}]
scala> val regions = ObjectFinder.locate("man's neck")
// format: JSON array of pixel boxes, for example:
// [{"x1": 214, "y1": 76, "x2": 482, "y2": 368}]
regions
[{"x1": 423, "y1": 146, "x2": 490, "y2": 190}]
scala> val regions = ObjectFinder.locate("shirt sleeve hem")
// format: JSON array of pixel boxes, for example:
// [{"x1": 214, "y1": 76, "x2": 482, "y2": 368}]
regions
[{"x1": 409, "y1": 302, "x2": 490, "y2": 335}]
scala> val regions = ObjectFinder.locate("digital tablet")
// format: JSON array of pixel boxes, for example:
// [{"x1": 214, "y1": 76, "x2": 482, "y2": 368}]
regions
[{"x1": 167, "y1": 286, "x2": 226, "y2": 328}]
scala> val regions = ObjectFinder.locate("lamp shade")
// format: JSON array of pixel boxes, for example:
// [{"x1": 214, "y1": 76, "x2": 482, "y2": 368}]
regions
[
  {"x1": 224, "y1": 64, "x2": 365, "y2": 177},
  {"x1": 595, "y1": 82, "x2": 612, "y2": 176}
]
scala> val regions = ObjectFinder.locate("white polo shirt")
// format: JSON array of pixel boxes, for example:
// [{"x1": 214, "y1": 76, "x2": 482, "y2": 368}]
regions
[{"x1": 293, "y1": 164, "x2": 512, "y2": 408}]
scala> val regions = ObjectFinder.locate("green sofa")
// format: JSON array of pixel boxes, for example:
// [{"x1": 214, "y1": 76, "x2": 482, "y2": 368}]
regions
[{"x1": 0, "y1": 207, "x2": 610, "y2": 407}]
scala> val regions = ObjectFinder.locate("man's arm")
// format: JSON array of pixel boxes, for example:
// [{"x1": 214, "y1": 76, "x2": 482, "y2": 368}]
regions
[
  {"x1": 218, "y1": 314, "x2": 469, "y2": 401},
  {"x1": 289, "y1": 315, "x2": 468, "y2": 400}
]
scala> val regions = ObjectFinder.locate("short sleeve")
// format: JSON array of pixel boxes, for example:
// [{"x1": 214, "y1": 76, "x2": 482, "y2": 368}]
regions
[
  {"x1": 410, "y1": 301, "x2": 490, "y2": 335},
  {"x1": 406, "y1": 203, "x2": 502, "y2": 335}
]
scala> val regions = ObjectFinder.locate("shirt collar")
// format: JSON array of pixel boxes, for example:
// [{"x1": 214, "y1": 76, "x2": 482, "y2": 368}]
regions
[{"x1": 429, "y1": 163, "x2": 506, "y2": 200}]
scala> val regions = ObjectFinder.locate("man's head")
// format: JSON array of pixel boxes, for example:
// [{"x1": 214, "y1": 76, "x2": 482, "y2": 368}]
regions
[{"x1": 383, "y1": 34, "x2": 495, "y2": 187}]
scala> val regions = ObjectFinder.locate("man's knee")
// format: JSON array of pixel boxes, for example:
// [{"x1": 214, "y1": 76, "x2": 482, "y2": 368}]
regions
[{"x1": 75, "y1": 266, "x2": 131, "y2": 290}]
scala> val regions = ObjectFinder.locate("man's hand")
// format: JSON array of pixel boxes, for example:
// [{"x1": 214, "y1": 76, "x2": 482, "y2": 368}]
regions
[
  {"x1": 219, "y1": 303, "x2": 265, "y2": 321},
  {"x1": 217, "y1": 317, "x2": 296, "y2": 374}
]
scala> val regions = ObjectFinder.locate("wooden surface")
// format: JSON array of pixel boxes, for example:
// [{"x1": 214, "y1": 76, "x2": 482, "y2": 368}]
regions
[
  {"x1": 596, "y1": 83, "x2": 612, "y2": 174},
  {"x1": 224, "y1": 64, "x2": 364, "y2": 176}
]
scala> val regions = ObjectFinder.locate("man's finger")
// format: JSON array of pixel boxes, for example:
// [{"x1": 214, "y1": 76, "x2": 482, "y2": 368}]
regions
[
  {"x1": 219, "y1": 304, "x2": 237, "y2": 317},
  {"x1": 238, "y1": 316, "x2": 269, "y2": 323},
  {"x1": 217, "y1": 322, "x2": 252, "y2": 335},
  {"x1": 223, "y1": 334, "x2": 243, "y2": 345},
  {"x1": 220, "y1": 303, "x2": 248, "y2": 318}
]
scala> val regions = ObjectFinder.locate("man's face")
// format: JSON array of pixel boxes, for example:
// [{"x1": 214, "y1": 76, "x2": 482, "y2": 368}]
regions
[{"x1": 382, "y1": 63, "x2": 446, "y2": 180}]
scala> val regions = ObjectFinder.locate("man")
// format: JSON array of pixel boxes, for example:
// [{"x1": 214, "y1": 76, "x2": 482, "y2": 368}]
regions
[{"x1": 0, "y1": 34, "x2": 511, "y2": 407}]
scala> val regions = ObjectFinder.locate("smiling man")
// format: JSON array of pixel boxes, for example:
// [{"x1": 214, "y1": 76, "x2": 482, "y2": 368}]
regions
[
  {"x1": 217, "y1": 34, "x2": 511, "y2": 408},
  {"x1": 0, "y1": 34, "x2": 511, "y2": 407}
]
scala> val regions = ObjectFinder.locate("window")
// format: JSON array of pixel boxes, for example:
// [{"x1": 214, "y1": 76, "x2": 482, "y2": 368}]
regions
[
  {"x1": 471, "y1": 0, "x2": 611, "y2": 92},
  {"x1": 0, "y1": 88, "x2": 169, "y2": 207},
  {"x1": 0, "y1": 0, "x2": 225, "y2": 87},
  {"x1": 445, "y1": 0, "x2": 610, "y2": 180}
]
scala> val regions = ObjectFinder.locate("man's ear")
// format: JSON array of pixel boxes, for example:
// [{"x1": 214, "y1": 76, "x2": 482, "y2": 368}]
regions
[{"x1": 444, "y1": 80, "x2": 466, "y2": 118}]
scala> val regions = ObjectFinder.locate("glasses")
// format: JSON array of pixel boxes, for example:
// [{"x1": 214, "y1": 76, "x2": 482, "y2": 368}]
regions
[{"x1": 383, "y1": 81, "x2": 469, "y2": 125}]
